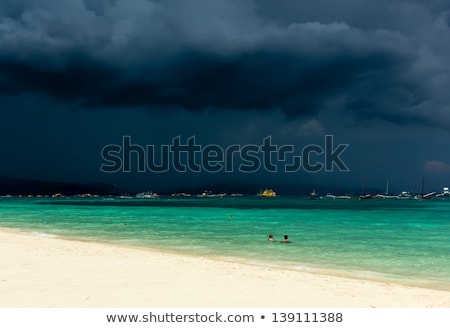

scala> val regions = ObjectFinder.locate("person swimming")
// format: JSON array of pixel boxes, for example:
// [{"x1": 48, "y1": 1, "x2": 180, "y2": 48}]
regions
[
  {"x1": 280, "y1": 235, "x2": 291, "y2": 243},
  {"x1": 268, "y1": 234, "x2": 275, "y2": 242}
]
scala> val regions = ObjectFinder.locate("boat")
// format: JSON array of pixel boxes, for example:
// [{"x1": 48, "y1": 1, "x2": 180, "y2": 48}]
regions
[
  {"x1": 359, "y1": 179, "x2": 373, "y2": 200},
  {"x1": 197, "y1": 191, "x2": 212, "y2": 198},
  {"x1": 257, "y1": 188, "x2": 277, "y2": 197},
  {"x1": 197, "y1": 191, "x2": 226, "y2": 198},
  {"x1": 323, "y1": 193, "x2": 335, "y2": 200},
  {"x1": 414, "y1": 178, "x2": 436, "y2": 199},
  {"x1": 397, "y1": 191, "x2": 411, "y2": 199},
  {"x1": 375, "y1": 194, "x2": 398, "y2": 199},
  {"x1": 171, "y1": 192, "x2": 192, "y2": 197},
  {"x1": 309, "y1": 188, "x2": 319, "y2": 199},
  {"x1": 435, "y1": 187, "x2": 450, "y2": 198},
  {"x1": 415, "y1": 192, "x2": 436, "y2": 200},
  {"x1": 335, "y1": 194, "x2": 352, "y2": 200},
  {"x1": 322, "y1": 193, "x2": 351, "y2": 200},
  {"x1": 135, "y1": 191, "x2": 159, "y2": 199},
  {"x1": 118, "y1": 194, "x2": 133, "y2": 199},
  {"x1": 374, "y1": 179, "x2": 398, "y2": 199}
]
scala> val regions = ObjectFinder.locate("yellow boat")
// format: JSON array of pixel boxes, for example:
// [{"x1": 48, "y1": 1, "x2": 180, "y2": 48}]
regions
[{"x1": 257, "y1": 188, "x2": 277, "y2": 197}]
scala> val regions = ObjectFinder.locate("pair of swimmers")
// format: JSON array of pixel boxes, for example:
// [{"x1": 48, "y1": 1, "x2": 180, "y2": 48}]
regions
[{"x1": 268, "y1": 234, "x2": 291, "y2": 243}]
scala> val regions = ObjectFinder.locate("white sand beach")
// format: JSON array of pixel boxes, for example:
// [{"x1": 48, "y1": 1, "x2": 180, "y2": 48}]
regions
[{"x1": 1, "y1": 228, "x2": 450, "y2": 308}]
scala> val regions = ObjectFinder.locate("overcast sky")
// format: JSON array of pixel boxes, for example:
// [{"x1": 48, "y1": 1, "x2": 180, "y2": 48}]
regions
[{"x1": 1, "y1": 0, "x2": 450, "y2": 194}]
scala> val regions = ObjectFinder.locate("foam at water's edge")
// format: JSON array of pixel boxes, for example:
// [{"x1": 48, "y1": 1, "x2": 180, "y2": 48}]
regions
[{"x1": 29, "y1": 231, "x2": 58, "y2": 238}]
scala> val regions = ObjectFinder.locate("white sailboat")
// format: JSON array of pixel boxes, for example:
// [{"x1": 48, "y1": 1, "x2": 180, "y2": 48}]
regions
[{"x1": 375, "y1": 179, "x2": 397, "y2": 199}]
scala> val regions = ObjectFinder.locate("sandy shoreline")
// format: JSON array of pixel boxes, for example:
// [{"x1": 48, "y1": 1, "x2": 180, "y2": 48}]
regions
[{"x1": 1, "y1": 228, "x2": 450, "y2": 308}]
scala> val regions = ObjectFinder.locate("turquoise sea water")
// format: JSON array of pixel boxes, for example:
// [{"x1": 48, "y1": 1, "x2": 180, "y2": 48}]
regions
[{"x1": 1, "y1": 196, "x2": 449, "y2": 291}]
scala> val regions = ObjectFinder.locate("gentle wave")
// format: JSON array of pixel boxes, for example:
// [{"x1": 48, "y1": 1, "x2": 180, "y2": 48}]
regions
[{"x1": 29, "y1": 231, "x2": 58, "y2": 238}]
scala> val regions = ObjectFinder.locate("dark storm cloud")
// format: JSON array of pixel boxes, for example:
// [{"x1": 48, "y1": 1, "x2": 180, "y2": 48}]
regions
[
  {"x1": 82, "y1": 0, "x2": 117, "y2": 16},
  {"x1": 257, "y1": 0, "x2": 450, "y2": 28},
  {"x1": 0, "y1": 0, "x2": 449, "y2": 126}
]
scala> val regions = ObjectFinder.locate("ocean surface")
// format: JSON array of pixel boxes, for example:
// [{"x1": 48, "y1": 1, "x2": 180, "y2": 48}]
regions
[{"x1": 1, "y1": 196, "x2": 449, "y2": 291}]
